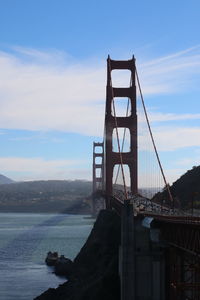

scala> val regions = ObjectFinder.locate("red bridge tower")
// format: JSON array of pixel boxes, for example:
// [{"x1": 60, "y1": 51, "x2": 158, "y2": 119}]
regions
[{"x1": 105, "y1": 56, "x2": 137, "y2": 201}]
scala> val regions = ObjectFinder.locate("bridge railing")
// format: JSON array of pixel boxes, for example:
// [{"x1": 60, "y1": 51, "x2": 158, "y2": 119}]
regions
[{"x1": 111, "y1": 191, "x2": 200, "y2": 223}]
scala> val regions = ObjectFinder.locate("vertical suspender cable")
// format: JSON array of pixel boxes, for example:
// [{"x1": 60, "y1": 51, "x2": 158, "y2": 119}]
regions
[
  {"x1": 114, "y1": 76, "x2": 132, "y2": 185},
  {"x1": 135, "y1": 66, "x2": 174, "y2": 204},
  {"x1": 114, "y1": 98, "x2": 130, "y2": 185}
]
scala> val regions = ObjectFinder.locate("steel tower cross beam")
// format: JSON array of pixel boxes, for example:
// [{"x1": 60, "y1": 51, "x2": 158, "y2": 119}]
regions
[{"x1": 105, "y1": 56, "x2": 137, "y2": 201}]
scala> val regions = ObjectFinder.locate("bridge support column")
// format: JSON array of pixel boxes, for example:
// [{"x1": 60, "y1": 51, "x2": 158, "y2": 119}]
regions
[
  {"x1": 120, "y1": 200, "x2": 135, "y2": 300},
  {"x1": 120, "y1": 213, "x2": 167, "y2": 300}
]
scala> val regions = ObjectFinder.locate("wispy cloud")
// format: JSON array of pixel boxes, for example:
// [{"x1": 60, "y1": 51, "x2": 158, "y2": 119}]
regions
[
  {"x1": 175, "y1": 157, "x2": 200, "y2": 167},
  {"x1": 0, "y1": 45, "x2": 200, "y2": 139},
  {"x1": 0, "y1": 47, "x2": 106, "y2": 135},
  {"x1": 145, "y1": 112, "x2": 200, "y2": 123},
  {"x1": 138, "y1": 45, "x2": 200, "y2": 94},
  {"x1": 0, "y1": 157, "x2": 90, "y2": 181},
  {"x1": 139, "y1": 126, "x2": 200, "y2": 151},
  {"x1": 9, "y1": 133, "x2": 65, "y2": 143}
]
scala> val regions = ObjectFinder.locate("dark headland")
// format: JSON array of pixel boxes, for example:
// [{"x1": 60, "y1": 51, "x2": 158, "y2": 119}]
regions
[
  {"x1": 153, "y1": 165, "x2": 200, "y2": 209},
  {"x1": 34, "y1": 210, "x2": 121, "y2": 300}
]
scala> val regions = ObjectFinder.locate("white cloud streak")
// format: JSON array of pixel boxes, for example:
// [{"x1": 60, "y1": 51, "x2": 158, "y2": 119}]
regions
[
  {"x1": 0, "y1": 48, "x2": 106, "y2": 136},
  {"x1": 0, "y1": 157, "x2": 90, "y2": 181},
  {"x1": 139, "y1": 127, "x2": 200, "y2": 151},
  {"x1": 142, "y1": 112, "x2": 200, "y2": 123},
  {"x1": 0, "y1": 46, "x2": 200, "y2": 139},
  {"x1": 138, "y1": 45, "x2": 200, "y2": 94}
]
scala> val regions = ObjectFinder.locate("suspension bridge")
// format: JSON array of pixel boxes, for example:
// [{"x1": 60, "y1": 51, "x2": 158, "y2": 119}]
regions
[{"x1": 92, "y1": 56, "x2": 200, "y2": 300}]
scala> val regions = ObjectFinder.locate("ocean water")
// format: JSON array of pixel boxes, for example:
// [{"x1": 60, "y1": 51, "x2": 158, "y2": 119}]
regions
[{"x1": 0, "y1": 213, "x2": 94, "y2": 300}]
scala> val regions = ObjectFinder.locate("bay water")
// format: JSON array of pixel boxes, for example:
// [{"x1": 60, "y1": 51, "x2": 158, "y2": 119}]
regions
[{"x1": 0, "y1": 213, "x2": 94, "y2": 300}]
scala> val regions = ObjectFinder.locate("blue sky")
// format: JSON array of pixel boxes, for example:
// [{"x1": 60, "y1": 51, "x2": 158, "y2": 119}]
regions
[{"x1": 0, "y1": 0, "x2": 200, "y2": 187}]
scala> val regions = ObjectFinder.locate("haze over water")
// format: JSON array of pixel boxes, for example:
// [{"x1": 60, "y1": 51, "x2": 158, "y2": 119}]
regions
[{"x1": 0, "y1": 213, "x2": 94, "y2": 300}]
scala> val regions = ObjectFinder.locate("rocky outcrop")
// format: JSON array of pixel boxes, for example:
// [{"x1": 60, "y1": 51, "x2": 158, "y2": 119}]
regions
[
  {"x1": 54, "y1": 256, "x2": 74, "y2": 277},
  {"x1": 34, "y1": 210, "x2": 121, "y2": 300},
  {"x1": 45, "y1": 252, "x2": 74, "y2": 277},
  {"x1": 45, "y1": 252, "x2": 59, "y2": 266}
]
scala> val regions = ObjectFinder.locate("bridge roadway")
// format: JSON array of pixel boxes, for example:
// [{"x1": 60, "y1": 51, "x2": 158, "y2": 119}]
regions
[{"x1": 112, "y1": 191, "x2": 200, "y2": 223}]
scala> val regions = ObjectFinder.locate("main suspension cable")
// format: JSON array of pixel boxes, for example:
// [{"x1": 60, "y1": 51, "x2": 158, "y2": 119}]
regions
[{"x1": 135, "y1": 66, "x2": 174, "y2": 204}]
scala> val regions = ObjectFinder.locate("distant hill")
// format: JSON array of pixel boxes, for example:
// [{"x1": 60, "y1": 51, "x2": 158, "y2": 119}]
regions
[
  {"x1": 0, "y1": 174, "x2": 14, "y2": 184},
  {"x1": 0, "y1": 179, "x2": 92, "y2": 213},
  {"x1": 152, "y1": 166, "x2": 200, "y2": 209}
]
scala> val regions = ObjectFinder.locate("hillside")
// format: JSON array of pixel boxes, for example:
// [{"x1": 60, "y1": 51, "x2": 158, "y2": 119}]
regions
[
  {"x1": 0, "y1": 180, "x2": 92, "y2": 213},
  {"x1": 0, "y1": 174, "x2": 14, "y2": 184},
  {"x1": 153, "y1": 166, "x2": 200, "y2": 209}
]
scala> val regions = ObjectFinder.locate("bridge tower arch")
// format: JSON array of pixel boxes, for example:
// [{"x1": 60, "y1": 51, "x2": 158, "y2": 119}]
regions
[{"x1": 105, "y1": 56, "x2": 137, "y2": 202}]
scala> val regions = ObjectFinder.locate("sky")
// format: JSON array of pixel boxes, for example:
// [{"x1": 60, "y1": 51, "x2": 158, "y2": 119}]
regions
[{"x1": 0, "y1": 0, "x2": 200, "y2": 186}]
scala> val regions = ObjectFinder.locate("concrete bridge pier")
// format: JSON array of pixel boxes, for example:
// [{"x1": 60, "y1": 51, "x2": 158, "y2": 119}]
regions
[
  {"x1": 134, "y1": 217, "x2": 166, "y2": 300},
  {"x1": 120, "y1": 199, "x2": 135, "y2": 300},
  {"x1": 120, "y1": 204, "x2": 166, "y2": 300}
]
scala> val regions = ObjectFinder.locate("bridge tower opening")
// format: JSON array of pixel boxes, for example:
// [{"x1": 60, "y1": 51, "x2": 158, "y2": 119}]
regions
[
  {"x1": 92, "y1": 142, "x2": 105, "y2": 215},
  {"x1": 93, "y1": 142, "x2": 104, "y2": 193},
  {"x1": 105, "y1": 56, "x2": 137, "y2": 201}
]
